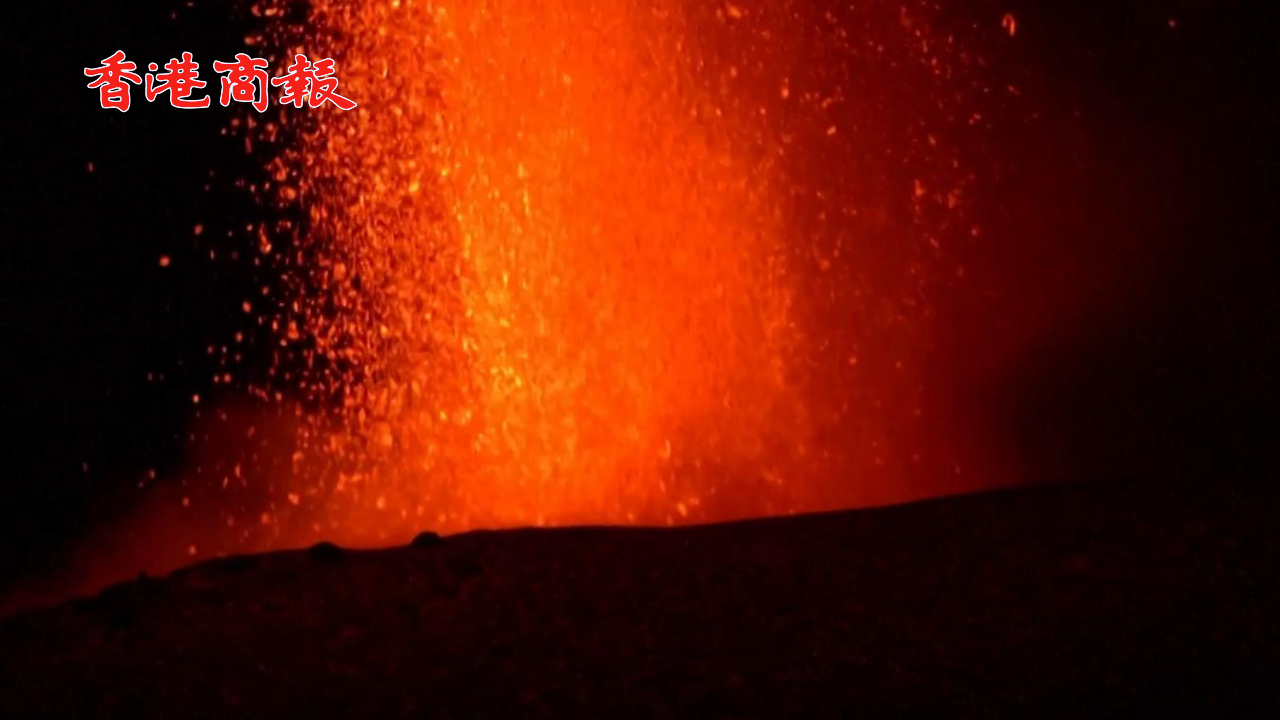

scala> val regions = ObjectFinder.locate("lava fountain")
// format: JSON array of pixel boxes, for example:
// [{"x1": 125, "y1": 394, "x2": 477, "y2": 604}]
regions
[
  {"x1": 260, "y1": 0, "x2": 812, "y2": 543},
  {"x1": 198, "y1": 0, "x2": 1010, "y2": 552},
  {"x1": 0, "y1": 1, "x2": 1185, "y2": 616}
]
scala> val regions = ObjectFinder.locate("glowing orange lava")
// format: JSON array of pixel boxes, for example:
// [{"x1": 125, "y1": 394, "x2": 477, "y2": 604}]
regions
[
  {"x1": 1, "y1": 1, "x2": 1100, "y2": 614},
  {"x1": 259, "y1": 0, "x2": 814, "y2": 542},
  {"x1": 183, "y1": 0, "x2": 1012, "y2": 552}
]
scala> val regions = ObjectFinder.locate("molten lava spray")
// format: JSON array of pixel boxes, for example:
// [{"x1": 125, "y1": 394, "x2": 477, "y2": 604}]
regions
[
  {"x1": 199, "y1": 0, "x2": 1009, "y2": 552},
  {"x1": 266, "y1": 0, "x2": 811, "y2": 542},
  {"x1": 4, "y1": 2, "x2": 1178, "y2": 614}
]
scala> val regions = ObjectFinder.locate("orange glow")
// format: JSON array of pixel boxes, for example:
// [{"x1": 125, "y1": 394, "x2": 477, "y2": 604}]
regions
[
  {"x1": 171, "y1": 0, "x2": 1015, "y2": 554},
  {"x1": 266, "y1": 0, "x2": 809, "y2": 542},
  {"x1": 1002, "y1": 13, "x2": 1017, "y2": 37},
  {"x1": 0, "y1": 3, "x2": 1035, "y2": 615}
]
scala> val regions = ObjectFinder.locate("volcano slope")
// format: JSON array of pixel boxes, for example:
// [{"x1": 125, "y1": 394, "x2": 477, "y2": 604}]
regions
[{"x1": 2, "y1": 480, "x2": 1277, "y2": 717}]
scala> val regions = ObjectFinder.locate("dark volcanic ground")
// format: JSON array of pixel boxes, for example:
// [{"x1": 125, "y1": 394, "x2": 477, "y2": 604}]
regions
[{"x1": 2, "y1": 481, "x2": 1278, "y2": 717}]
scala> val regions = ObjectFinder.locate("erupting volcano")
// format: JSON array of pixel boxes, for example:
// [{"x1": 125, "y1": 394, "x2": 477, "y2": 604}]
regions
[
  {"x1": 7, "y1": 0, "x2": 1280, "y2": 713},
  {"x1": 272, "y1": 1, "x2": 805, "y2": 539},
  {"x1": 178, "y1": 0, "x2": 1002, "y2": 553}
]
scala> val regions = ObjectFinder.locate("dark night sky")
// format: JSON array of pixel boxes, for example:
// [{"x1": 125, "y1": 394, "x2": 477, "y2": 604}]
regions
[
  {"x1": 1, "y1": 0, "x2": 281, "y2": 588},
  {"x1": 1, "y1": 0, "x2": 1278, "y2": 596}
]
